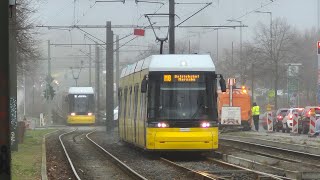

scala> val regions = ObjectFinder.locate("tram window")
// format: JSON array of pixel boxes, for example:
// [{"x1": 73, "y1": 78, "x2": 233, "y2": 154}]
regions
[
  {"x1": 123, "y1": 87, "x2": 128, "y2": 122},
  {"x1": 128, "y1": 86, "x2": 132, "y2": 118},
  {"x1": 140, "y1": 85, "x2": 145, "y2": 122},
  {"x1": 133, "y1": 85, "x2": 139, "y2": 121},
  {"x1": 118, "y1": 89, "x2": 122, "y2": 117}
]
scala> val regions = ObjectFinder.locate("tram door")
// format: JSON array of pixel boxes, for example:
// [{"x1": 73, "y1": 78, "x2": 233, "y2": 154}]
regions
[
  {"x1": 133, "y1": 85, "x2": 139, "y2": 143},
  {"x1": 123, "y1": 87, "x2": 128, "y2": 139}
]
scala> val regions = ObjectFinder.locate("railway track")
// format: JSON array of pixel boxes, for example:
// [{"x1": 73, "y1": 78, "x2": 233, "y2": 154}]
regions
[
  {"x1": 160, "y1": 156, "x2": 283, "y2": 180},
  {"x1": 219, "y1": 135, "x2": 320, "y2": 179},
  {"x1": 59, "y1": 129, "x2": 147, "y2": 180}
]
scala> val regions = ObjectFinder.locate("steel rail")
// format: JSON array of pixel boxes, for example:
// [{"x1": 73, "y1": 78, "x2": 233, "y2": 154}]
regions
[
  {"x1": 86, "y1": 131, "x2": 147, "y2": 180},
  {"x1": 206, "y1": 157, "x2": 287, "y2": 180},
  {"x1": 160, "y1": 157, "x2": 222, "y2": 180},
  {"x1": 58, "y1": 129, "x2": 81, "y2": 180},
  {"x1": 219, "y1": 136, "x2": 320, "y2": 158},
  {"x1": 219, "y1": 142, "x2": 320, "y2": 169}
]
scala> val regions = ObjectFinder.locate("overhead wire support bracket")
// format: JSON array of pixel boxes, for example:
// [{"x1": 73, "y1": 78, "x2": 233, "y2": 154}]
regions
[
  {"x1": 176, "y1": 2, "x2": 212, "y2": 27},
  {"x1": 135, "y1": 0, "x2": 164, "y2": 5},
  {"x1": 95, "y1": 0, "x2": 125, "y2": 3},
  {"x1": 175, "y1": 2, "x2": 212, "y2": 5}
]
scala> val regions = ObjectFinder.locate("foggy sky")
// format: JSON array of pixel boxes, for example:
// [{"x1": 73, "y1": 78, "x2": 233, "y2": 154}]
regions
[{"x1": 34, "y1": 0, "x2": 320, "y2": 86}]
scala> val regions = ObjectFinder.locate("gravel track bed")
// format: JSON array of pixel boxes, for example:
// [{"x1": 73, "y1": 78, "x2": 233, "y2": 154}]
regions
[
  {"x1": 89, "y1": 130, "x2": 194, "y2": 180},
  {"x1": 46, "y1": 130, "x2": 76, "y2": 180},
  {"x1": 62, "y1": 130, "x2": 132, "y2": 180}
]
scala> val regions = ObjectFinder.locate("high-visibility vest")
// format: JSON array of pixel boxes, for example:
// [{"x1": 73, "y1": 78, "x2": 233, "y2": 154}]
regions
[{"x1": 252, "y1": 106, "x2": 260, "y2": 115}]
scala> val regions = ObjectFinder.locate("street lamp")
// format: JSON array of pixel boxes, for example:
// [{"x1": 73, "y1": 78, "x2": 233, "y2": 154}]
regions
[
  {"x1": 255, "y1": 10, "x2": 277, "y2": 108},
  {"x1": 227, "y1": 19, "x2": 243, "y2": 65},
  {"x1": 202, "y1": 27, "x2": 234, "y2": 62}
]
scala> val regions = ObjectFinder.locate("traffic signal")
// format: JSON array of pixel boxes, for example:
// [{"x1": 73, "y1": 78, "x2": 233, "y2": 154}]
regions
[
  {"x1": 318, "y1": 41, "x2": 320, "y2": 55},
  {"x1": 43, "y1": 89, "x2": 49, "y2": 100},
  {"x1": 48, "y1": 85, "x2": 55, "y2": 100},
  {"x1": 43, "y1": 85, "x2": 56, "y2": 101}
]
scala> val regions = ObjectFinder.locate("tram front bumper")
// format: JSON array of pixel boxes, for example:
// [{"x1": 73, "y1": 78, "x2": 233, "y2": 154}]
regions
[
  {"x1": 67, "y1": 115, "x2": 95, "y2": 124},
  {"x1": 146, "y1": 128, "x2": 218, "y2": 150}
]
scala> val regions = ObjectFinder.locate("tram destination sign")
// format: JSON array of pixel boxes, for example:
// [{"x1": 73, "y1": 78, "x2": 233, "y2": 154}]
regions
[{"x1": 163, "y1": 74, "x2": 200, "y2": 82}]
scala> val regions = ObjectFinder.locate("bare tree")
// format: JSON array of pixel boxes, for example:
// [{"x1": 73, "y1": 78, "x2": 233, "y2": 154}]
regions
[
  {"x1": 16, "y1": 0, "x2": 41, "y2": 77},
  {"x1": 252, "y1": 18, "x2": 296, "y2": 109}
]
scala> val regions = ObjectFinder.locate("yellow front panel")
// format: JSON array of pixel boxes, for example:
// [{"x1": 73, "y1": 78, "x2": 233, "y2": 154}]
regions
[
  {"x1": 67, "y1": 115, "x2": 95, "y2": 124},
  {"x1": 146, "y1": 127, "x2": 218, "y2": 150}
]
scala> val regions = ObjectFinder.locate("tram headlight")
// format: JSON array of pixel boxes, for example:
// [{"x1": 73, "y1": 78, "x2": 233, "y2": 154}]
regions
[
  {"x1": 200, "y1": 122, "x2": 210, "y2": 128},
  {"x1": 71, "y1": 112, "x2": 76, "y2": 116},
  {"x1": 88, "y1": 112, "x2": 93, "y2": 116},
  {"x1": 157, "y1": 122, "x2": 169, "y2": 128}
]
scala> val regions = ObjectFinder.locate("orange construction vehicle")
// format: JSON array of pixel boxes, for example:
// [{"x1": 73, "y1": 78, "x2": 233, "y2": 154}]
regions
[{"x1": 218, "y1": 86, "x2": 252, "y2": 130}]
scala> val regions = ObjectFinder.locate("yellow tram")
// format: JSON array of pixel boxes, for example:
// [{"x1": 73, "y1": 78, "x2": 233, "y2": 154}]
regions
[
  {"x1": 67, "y1": 87, "x2": 95, "y2": 125},
  {"x1": 118, "y1": 55, "x2": 226, "y2": 151}
]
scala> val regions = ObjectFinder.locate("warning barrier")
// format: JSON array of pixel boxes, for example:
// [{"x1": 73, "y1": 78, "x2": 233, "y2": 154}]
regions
[
  {"x1": 267, "y1": 111, "x2": 273, "y2": 132},
  {"x1": 291, "y1": 112, "x2": 299, "y2": 135},
  {"x1": 309, "y1": 108, "x2": 316, "y2": 135}
]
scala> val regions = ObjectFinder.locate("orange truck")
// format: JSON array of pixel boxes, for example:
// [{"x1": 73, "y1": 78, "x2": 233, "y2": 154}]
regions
[{"x1": 217, "y1": 86, "x2": 252, "y2": 130}]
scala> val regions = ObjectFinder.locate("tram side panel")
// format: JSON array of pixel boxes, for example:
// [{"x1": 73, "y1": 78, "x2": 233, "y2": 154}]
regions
[
  {"x1": 119, "y1": 76, "x2": 128, "y2": 141},
  {"x1": 136, "y1": 70, "x2": 148, "y2": 148}
]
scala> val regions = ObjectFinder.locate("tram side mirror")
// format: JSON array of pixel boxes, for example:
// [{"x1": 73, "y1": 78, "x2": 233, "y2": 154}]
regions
[
  {"x1": 141, "y1": 76, "x2": 148, "y2": 93},
  {"x1": 219, "y1": 76, "x2": 227, "y2": 92}
]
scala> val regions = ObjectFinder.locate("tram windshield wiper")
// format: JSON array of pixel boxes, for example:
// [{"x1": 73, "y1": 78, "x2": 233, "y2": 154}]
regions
[{"x1": 191, "y1": 104, "x2": 207, "y2": 119}]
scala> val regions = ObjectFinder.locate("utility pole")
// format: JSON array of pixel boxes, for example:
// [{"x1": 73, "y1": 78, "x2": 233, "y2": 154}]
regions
[
  {"x1": 46, "y1": 40, "x2": 52, "y2": 125},
  {"x1": 231, "y1": 41, "x2": 234, "y2": 68},
  {"x1": 251, "y1": 63, "x2": 254, "y2": 103},
  {"x1": 95, "y1": 44, "x2": 100, "y2": 123},
  {"x1": 89, "y1": 44, "x2": 92, "y2": 86},
  {"x1": 216, "y1": 29, "x2": 219, "y2": 62},
  {"x1": 169, "y1": 0, "x2": 175, "y2": 54},
  {"x1": 9, "y1": 1, "x2": 18, "y2": 151},
  {"x1": 1, "y1": 1, "x2": 11, "y2": 178},
  {"x1": 106, "y1": 21, "x2": 114, "y2": 132},
  {"x1": 255, "y1": 11, "x2": 274, "y2": 108},
  {"x1": 23, "y1": 72, "x2": 26, "y2": 116},
  {"x1": 115, "y1": 35, "x2": 120, "y2": 107}
]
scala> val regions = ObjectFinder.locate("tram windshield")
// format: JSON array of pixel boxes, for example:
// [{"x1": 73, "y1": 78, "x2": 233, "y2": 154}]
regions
[
  {"x1": 69, "y1": 94, "x2": 94, "y2": 115},
  {"x1": 148, "y1": 72, "x2": 217, "y2": 121}
]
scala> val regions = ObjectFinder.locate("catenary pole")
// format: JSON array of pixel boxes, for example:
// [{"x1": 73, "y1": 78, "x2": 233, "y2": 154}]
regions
[
  {"x1": 95, "y1": 44, "x2": 100, "y2": 123},
  {"x1": 47, "y1": 40, "x2": 52, "y2": 125},
  {"x1": 106, "y1": 21, "x2": 114, "y2": 132},
  {"x1": 116, "y1": 35, "x2": 120, "y2": 107},
  {"x1": 1, "y1": 1, "x2": 12, "y2": 179},
  {"x1": 169, "y1": 0, "x2": 175, "y2": 54},
  {"x1": 9, "y1": 2, "x2": 18, "y2": 151},
  {"x1": 89, "y1": 44, "x2": 92, "y2": 86}
]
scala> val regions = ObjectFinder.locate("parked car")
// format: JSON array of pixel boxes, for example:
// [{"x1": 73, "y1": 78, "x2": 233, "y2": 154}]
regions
[
  {"x1": 300, "y1": 106, "x2": 320, "y2": 134},
  {"x1": 282, "y1": 108, "x2": 304, "y2": 133},
  {"x1": 259, "y1": 111, "x2": 276, "y2": 130},
  {"x1": 274, "y1": 108, "x2": 289, "y2": 132}
]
